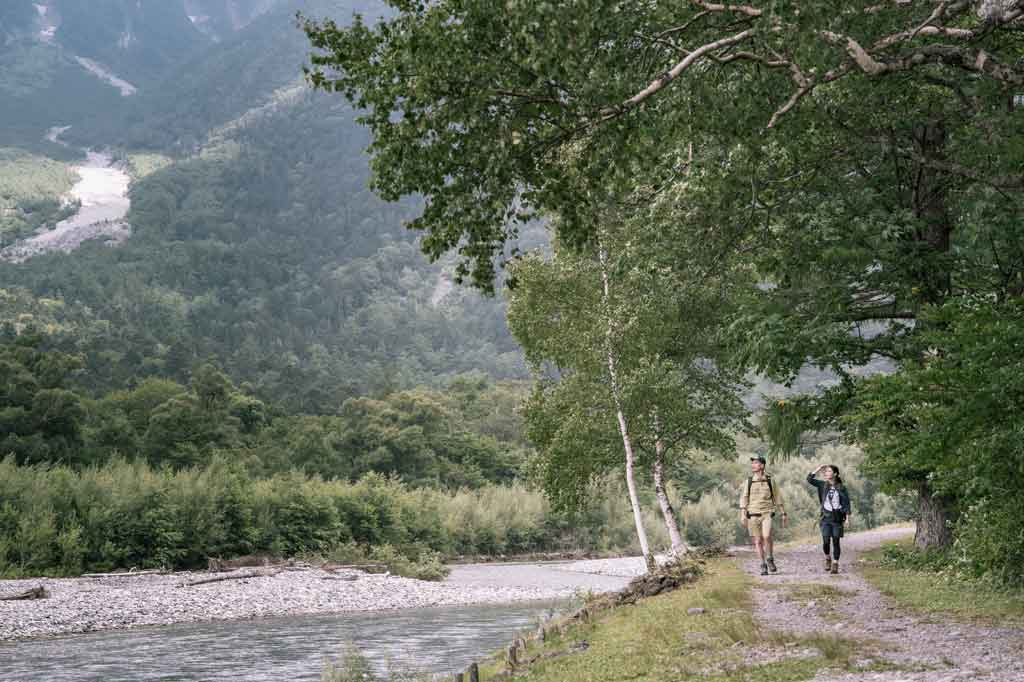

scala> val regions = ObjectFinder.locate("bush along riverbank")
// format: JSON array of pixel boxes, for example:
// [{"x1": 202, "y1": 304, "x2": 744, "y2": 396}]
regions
[{"x1": 0, "y1": 456, "x2": 666, "y2": 580}]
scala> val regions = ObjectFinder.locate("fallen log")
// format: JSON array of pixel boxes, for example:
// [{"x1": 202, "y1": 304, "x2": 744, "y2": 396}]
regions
[
  {"x1": 321, "y1": 563, "x2": 387, "y2": 573},
  {"x1": 206, "y1": 554, "x2": 280, "y2": 571},
  {"x1": 1, "y1": 586, "x2": 49, "y2": 601},
  {"x1": 81, "y1": 569, "x2": 165, "y2": 578},
  {"x1": 181, "y1": 569, "x2": 281, "y2": 587}
]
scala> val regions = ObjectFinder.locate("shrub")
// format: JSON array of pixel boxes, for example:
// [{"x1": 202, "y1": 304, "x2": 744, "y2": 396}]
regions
[
  {"x1": 681, "y1": 490, "x2": 738, "y2": 550},
  {"x1": 321, "y1": 644, "x2": 430, "y2": 682},
  {"x1": 368, "y1": 543, "x2": 450, "y2": 581},
  {"x1": 952, "y1": 497, "x2": 1024, "y2": 587}
]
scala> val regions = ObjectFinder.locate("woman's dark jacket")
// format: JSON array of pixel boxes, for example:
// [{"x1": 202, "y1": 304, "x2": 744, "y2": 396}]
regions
[{"x1": 806, "y1": 472, "x2": 851, "y2": 515}]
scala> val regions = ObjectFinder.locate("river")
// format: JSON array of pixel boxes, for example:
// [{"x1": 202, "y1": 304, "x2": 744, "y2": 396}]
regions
[
  {"x1": 0, "y1": 562, "x2": 633, "y2": 681},
  {"x1": 1, "y1": 601, "x2": 561, "y2": 681}
]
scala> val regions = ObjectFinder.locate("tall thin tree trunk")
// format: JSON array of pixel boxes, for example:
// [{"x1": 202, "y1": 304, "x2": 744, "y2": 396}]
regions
[
  {"x1": 599, "y1": 245, "x2": 655, "y2": 572},
  {"x1": 653, "y1": 415, "x2": 687, "y2": 555}
]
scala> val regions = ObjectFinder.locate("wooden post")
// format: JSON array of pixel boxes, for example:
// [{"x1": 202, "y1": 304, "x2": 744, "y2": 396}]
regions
[{"x1": 468, "y1": 662, "x2": 480, "y2": 682}]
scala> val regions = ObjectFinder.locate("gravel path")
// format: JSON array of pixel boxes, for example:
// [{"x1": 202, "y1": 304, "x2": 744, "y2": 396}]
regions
[
  {"x1": 743, "y1": 525, "x2": 1024, "y2": 681},
  {"x1": 0, "y1": 560, "x2": 637, "y2": 642}
]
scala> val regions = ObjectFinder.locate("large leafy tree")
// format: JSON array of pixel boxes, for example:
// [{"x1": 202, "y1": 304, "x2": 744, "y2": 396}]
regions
[{"x1": 304, "y1": 1, "x2": 1024, "y2": 549}]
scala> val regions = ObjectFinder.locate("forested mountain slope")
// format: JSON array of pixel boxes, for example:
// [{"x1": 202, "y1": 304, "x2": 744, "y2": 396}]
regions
[
  {"x1": 0, "y1": 0, "x2": 365, "y2": 149},
  {"x1": 66, "y1": 0, "x2": 384, "y2": 151},
  {"x1": 0, "y1": 0, "x2": 531, "y2": 414}
]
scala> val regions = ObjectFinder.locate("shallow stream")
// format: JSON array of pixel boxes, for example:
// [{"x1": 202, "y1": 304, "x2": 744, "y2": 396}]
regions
[
  {"x1": 1, "y1": 601, "x2": 561, "y2": 681},
  {"x1": 1, "y1": 562, "x2": 630, "y2": 681}
]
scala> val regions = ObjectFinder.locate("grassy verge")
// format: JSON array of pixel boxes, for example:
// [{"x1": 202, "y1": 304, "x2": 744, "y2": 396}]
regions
[
  {"x1": 465, "y1": 558, "x2": 892, "y2": 682},
  {"x1": 860, "y1": 538, "x2": 1024, "y2": 624}
]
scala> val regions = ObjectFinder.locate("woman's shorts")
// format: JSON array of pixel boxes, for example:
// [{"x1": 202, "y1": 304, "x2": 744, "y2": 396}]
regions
[{"x1": 820, "y1": 518, "x2": 844, "y2": 538}]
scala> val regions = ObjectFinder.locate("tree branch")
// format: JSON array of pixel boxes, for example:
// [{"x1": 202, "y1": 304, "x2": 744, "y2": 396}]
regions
[
  {"x1": 604, "y1": 29, "x2": 755, "y2": 119},
  {"x1": 690, "y1": 1, "x2": 764, "y2": 18},
  {"x1": 823, "y1": 32, "x2": 1024, "y2": 84}
]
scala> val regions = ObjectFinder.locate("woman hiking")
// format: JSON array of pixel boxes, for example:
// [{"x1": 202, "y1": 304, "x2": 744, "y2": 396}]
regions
[{"x1": 807, "y1": 465, "x2": 852, "y2": 574}]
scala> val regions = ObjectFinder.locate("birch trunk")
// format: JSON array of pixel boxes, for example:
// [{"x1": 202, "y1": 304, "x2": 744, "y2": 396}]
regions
[
  {"x1": 599, "y1": 245, "x2": 655, "y2": 572},
  {"x1": 653, "y1": 425, "x2": 687, "y2": 555}
]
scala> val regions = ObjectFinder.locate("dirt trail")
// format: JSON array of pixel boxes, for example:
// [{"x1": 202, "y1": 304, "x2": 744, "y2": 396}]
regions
[{"x1": 741, "y1": 525, "x2": 1024, "y2": 681}]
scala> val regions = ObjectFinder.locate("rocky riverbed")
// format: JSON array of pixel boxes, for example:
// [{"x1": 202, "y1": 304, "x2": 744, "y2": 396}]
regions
[
  {"x1": 0, "y1": 558, "x2": 642, "y2": 641},
  {"x1": 1, "y1": 128, "x2": 132, "y2": 263}
]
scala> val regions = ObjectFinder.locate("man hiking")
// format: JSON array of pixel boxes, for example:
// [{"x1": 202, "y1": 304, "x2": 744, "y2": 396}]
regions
[
  {"x1": 739, "y1": 455, "x2": 787, "y2": 575},
  {"x1": 807, "y1": 464, "x2": 852, "y2": 574}
]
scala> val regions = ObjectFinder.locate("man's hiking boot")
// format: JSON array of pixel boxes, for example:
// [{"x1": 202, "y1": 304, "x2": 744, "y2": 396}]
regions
[
  {"x1": 830, "y1": 561, "x2": 839, "y2": 575},
  {"x1": 824, "y1": 556, "x2": 832, "y2": 572},
  {"x1": 766, "y1": 557, "x2": 777, "y2": 573},
  {"x1": 760, "y1": 562, "x2": 769, "y2": 576}
]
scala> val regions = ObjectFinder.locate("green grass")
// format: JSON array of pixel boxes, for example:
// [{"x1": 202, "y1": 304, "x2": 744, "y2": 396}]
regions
[
  {"x1": 0, "y1": 148, "x2": 78, "y2": 244},
  {"x1": 125, "y1": 153, "x2": 173, "y2": 180},
  {"x1": 0, "y1": 148, "x2": 77, "y2": 204},
  {"x1": 860, "y1": 539, "x2": 1024, "y2": 624},
  {"x1": 467, "y1": 559, "x2": 887, "y2": 682}
]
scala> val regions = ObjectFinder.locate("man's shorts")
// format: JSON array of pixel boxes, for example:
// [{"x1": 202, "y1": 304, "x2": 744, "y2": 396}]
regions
[{"x1": 747, "y1": 513, "x2": 773, "y2": 538}]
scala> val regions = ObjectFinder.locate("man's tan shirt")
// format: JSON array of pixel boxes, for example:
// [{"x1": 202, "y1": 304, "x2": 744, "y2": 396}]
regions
[{"x1": 739, "y1": 473, "x2": 785, "y2": 515}]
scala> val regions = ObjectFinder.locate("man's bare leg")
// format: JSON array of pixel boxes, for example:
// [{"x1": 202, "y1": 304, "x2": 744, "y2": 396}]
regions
[{"x1": 765, "y1": 531, "x2": 777, "y2": 572}]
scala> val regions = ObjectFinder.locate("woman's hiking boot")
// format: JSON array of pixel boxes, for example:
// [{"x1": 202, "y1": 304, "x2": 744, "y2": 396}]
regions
[
  {"x1": 824, "y1": 556, "x2": 832, "y2": 572},
  {"x1": 766, "y1": 557, "x2": 777, "y2": 573},
  {"x1": 760, "y1": 562, "x2": 769, "y2": 576},
  {"x1": 830, "y1": 560, "x2": 839, "y2": 574}
]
